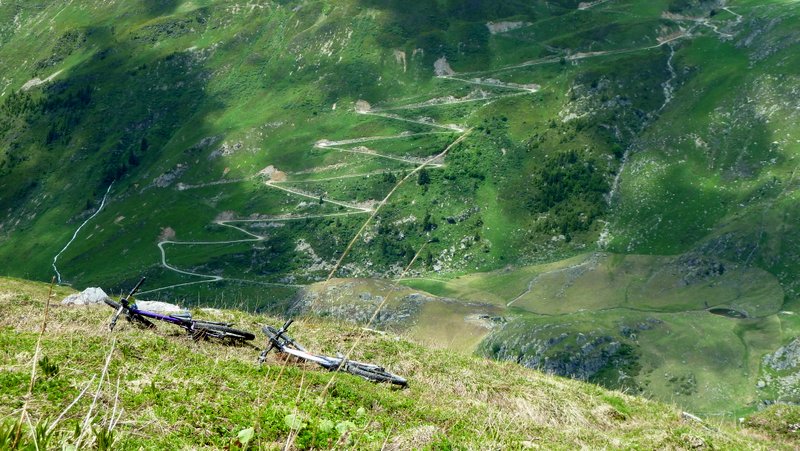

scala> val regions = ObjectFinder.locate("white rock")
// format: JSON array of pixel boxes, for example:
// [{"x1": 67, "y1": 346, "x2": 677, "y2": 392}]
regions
[
  {"x1": 61, "y1": 287, "x2": 110, "y2": 306},
  {"x1": 136, "y1": 301, "x2": 183, "y2": 313},
  {"x1": 433, "y1": 56, "x2": 454, "y2": 76},
  {"x1": 486, "y1": 21, "x2": 530, "y2": 34}
]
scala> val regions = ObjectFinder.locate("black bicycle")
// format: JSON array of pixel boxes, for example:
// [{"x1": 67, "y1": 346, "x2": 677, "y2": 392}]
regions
[
  {"x1": 259, "y1": 319, "x2": 407, "y2": 387},
  {"x1": 105, "y1": 277, "x2": 256, "y2": 342}
]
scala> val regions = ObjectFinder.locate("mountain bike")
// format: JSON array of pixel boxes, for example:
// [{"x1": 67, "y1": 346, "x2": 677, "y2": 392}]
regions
[
  {"x1": 258, "y1": 319, "x2": 408, "y2": 387},
  {"x1": 105, "y1": 277, "x2": 256, "y2": 342}
]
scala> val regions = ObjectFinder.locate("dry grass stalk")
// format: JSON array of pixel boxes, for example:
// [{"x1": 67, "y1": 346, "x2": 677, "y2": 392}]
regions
[
  {"x1": 320, "y1": 241, "x2": 431, "y2": 398},
  {"x1": 325, "y1": 129, "x2": 472, "y2": 282},
  {"x1": 46, "y1": 376, "x2": 96, "y2": 435},
  {"x1": 12, "y1": 276, "x2": 55, "y2": 448},
  {"x1": 77, "y1": 338, "x2": 117, "y2": 446},
  {"x1": 109, "y1": 376, "x2": 123, "y2": 432},
  {"x1": 284, "y1": 372, "x2": 306, "y2": 450}
]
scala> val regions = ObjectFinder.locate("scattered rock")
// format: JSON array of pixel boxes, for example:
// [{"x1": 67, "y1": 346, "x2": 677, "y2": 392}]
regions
[
  {"x1": 487, "y1": 325, "x2": 636, "y2": 382},
  {"x1": 159, "y1": 227, "x2": 176, "y2": 241},
  {"x1": 486, "y1": 21, "x2": 530, "y2": 34},
  {"x1": 355, "y1": 100, "x2": 371, "y2": 113},
  {"x1": 21, "y1": 70, "x2": 63, "y2": 91},
  {"x1": 680, "y1": 433, "x2": 707, "y2": 449},
  {"x1": 258, "y1": 165, "x2": 287, "y2": 182},
  {"x1": 152, "y1": 164, "x2": 187, "y2": 188},
  {"x1": 61, "y1": 287, "x2": 110, "y2": 306},
  {"x1": 393, "y1": 49, "x2": 407, "y2": 72},
  {"x1": 433, "y1": 56, "x2": 454, "y2": 76},
  {"x1": 763, "y1": 338, "x2": 800, "y2": 371}
]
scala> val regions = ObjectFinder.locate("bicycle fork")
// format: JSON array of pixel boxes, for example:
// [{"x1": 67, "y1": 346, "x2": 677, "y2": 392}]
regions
[
  {"x1": 110, "y1": 276, "x2": 146, "y2": 331},
  {"x1": 109, "y1": 305, "x2": 125, "y2": 331}
]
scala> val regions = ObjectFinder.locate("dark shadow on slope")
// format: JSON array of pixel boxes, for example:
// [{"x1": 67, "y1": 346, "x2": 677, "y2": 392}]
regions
[
  {"x1": 354, "y1": 0, "x2": 540, "y2": 70},
  {"x1": 141, "y1": 0, "x2": 181, "y2": 16},
  {"x1": 0, "y1": 7, "x2": 224, "y2": 285}
]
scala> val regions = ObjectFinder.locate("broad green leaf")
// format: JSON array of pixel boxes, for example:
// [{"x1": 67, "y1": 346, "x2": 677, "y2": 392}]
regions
[
  {"x1": 336, "y1": 420, "x2": 356, "y2": 435},
  {"x1": 284, "y1": 414, "x2": 306, "y2": 431},
  {"x1": 318, "y1": 419, "x2": 335, "y2": 433},
  {"x1": 237, "y1": 427, "x2": 254, "y2": 445}
]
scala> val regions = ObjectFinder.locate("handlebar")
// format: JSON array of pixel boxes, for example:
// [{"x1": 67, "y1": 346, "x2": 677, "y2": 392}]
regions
[
  {"x1": 121, "y1": 276, "x2": 146, "y2": 307},
  {"x1": 258, "y1": 319, "x2": 295, "y2": 363}
]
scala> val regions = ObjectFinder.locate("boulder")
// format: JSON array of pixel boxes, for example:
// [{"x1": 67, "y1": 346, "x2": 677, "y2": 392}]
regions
[
  {"x1": 61, "y1": 287, "x2": 110, "y2": 306},
  {"x1": 136, "y1": 301, "x2": 183, "y2": 313}
]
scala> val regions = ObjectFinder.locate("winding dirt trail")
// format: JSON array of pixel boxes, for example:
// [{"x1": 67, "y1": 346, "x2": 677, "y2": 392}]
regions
[
  {"x1": 52, "y1": 4, "x2": 746, "y2": 296},
  {"x1": 459, "y1": 25, "x2": 696, "y2": 79},
  {"x1": 325, "y1": 129, "x2": 473, "y2": 281},
  {"x1": 148, "y1": 69, "x2": 532, "y2": 292},
  {"x1": 316, "y1": 146, "x2": 445, "y2": 168}
]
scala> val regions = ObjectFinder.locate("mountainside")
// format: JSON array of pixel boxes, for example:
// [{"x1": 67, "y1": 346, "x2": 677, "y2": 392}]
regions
[
  {"x1": 1, "y1": 277, "x2": 798, "y2": 449},
  {"x1": 1, "y1": 0, "x2": 800, "y2": 416}
]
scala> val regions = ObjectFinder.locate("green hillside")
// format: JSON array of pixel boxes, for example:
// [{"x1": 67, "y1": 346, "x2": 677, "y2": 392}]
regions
[
  {"x1": 2, "y1": 277, "x2": 798, "y2": 449},
  {"x1": 2, "y1": 0, "x2": 800, "y2": 417}
]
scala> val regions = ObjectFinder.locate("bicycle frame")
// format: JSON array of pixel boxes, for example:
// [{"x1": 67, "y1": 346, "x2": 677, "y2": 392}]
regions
[
  {"x1": 121, "y1": 306, "x2": 188, "y2": 327},
  {"x1": 280, "y1": 346, "x2": 337, "y2": 368},
  {"x1": 109, "y1": 277, "x2": 229, "y2": 332},
  {"x1": 260, "y1": 320, "x2": 393, "y2": 372}
]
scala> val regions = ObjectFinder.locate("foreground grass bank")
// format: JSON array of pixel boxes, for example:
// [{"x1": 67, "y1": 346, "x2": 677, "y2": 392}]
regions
[{"x1": 0, "y1": 277, "x2": 796, "y2": 449}]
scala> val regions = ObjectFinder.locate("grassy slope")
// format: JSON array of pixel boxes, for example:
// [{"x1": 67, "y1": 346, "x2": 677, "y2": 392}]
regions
[
  {"x1": 393, "y1": 0, "x2": 800, "y2": 416},
  {"x1": 1, "y1": 277, "x2": 797, "y2": 450},
  {"x1": 2, "y1": 0, "x2": 800, "y2": 420},
  {"x1": 402, "y1": 252, "x2": 799, "y2": 416},
  {"x1": 0, "y1": 0, "x2": 667, "y2": 296}
]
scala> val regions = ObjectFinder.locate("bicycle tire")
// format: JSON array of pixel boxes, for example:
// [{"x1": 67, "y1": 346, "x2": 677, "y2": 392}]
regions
[
  {"x1": 345, "y1": 363, "x2": 408, "y2": 387},
  {"x1": 195, "y1": 323, "x2": 255, "y2": 341},
  {"x1": 104, "y1": 299, "x2": 156, "y2": 329}
]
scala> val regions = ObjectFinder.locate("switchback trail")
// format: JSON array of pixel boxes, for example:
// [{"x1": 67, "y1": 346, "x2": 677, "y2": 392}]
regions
[{"x1": 149, "y1": 66, "x2": 536, "y2": 293}]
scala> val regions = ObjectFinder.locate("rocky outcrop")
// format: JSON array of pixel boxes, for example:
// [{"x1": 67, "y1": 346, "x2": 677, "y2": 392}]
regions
[
  {"x1": 433, "y1": 56, "x2": 454, "y2": 76},
  {"x1": 287, "y1": 280, "x2": 431, "y2": 330},
  {"x1": 61, "y1": 287, "x2": 110, "y2": 306},
  {"x1": 481, "y1": 320, "x2": 655, "y2": 383},
  {"x1": 511, "y1": 334, "x2": 624, "y2": 381},
  {"x1": 485, "y1": 21, "x2": 530, "y2": 34},
  {"x1": 764, "y1": 338, "x2": 800, "y2": 371}
]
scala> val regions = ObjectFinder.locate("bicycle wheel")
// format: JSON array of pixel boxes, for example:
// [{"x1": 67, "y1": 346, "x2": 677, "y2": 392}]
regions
[
  {"x1": 195, "y1": 323, "x2": 255, "y2": 341},
  {"x1": 345, "y1": 362, "x2": 408, "y2": 387},
  {"x1": 104, "y1": 299, "x2": 155, "y2": 329}
]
